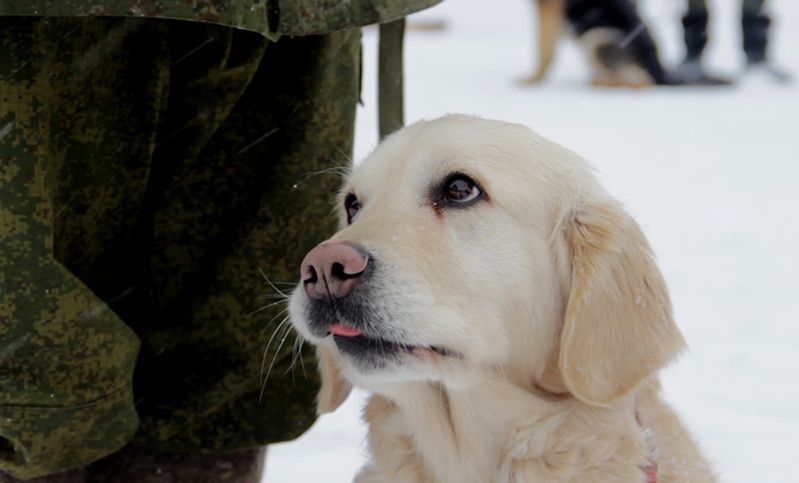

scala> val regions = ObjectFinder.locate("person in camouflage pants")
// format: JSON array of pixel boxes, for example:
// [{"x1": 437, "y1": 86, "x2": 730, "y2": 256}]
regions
[{"x1": 0, "y1": 1, "x2": 440, "y2": 481}]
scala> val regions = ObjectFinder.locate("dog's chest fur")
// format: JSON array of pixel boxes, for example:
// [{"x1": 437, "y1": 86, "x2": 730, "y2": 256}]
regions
[{"x1": 359, "y1": 381, "x2": 652, "y2": 483}]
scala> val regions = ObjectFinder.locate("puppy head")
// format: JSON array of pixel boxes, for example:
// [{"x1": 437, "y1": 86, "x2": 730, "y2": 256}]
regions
[{"x1": 288, "y1": 115, "x2": 684, "y2": 412}]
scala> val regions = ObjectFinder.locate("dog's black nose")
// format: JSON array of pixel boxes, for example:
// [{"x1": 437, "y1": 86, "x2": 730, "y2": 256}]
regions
[{"x1": 301, "y1": 241, "x2": 369, "y2": 300}]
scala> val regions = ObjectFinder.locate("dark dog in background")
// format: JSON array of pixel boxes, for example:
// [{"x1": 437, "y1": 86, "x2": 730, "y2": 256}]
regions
[{"x1": 527, "y1": 0, "x2": 676, "y2": 86}]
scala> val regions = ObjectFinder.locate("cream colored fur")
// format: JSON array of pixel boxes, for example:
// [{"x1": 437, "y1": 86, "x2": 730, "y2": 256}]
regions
[
  {"x1": 289, "y1": 115, "x2": 714, "y2": 482},
  {"x1": 579, "y1": 29, "x2": 654, "y2": 88}
]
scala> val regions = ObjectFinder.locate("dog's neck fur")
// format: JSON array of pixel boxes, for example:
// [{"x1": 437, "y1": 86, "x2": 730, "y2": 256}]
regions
[
  {"x1": 368, "y1": 375, "x2": 649, "y2": 483},
  {"x1": 362, "y1": 374, "x2": 718, "y2": 483},
  {"x1": 373, "y1": 379, "x2": 543, "y2": 482}
]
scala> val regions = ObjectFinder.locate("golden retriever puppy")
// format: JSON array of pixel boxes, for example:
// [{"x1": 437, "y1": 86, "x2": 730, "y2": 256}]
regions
[{"x1": 288, "y1": 115, "x2": 714, "y2": 482}]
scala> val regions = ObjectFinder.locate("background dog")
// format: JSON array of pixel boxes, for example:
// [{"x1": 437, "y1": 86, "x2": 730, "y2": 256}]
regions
[
  {"x1": 527, "y1": 0, "x2": 676, "y2": 86},
  {"x1": 289, "y1": 115, "x2": 714, "y2": 482}
]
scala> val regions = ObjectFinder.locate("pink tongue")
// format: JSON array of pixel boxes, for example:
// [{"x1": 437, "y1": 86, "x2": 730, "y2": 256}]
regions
[{"x1": 329, "y1": 323, "x2": 362, "y2": 337}]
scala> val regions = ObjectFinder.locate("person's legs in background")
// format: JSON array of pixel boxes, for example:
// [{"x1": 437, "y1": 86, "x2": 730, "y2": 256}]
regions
[
  {"x1": 682, "y1": 0, "x2": 710, "y2": 64},
  {"x1": 742, "y1": 0, "x2": 769, "y2": 65},
  {"x1": 677, "y1": 0, "x2": 732, "y2": 84},
  {"x1": 741, "y1": 0, "x2": 791, "y2": 80}
]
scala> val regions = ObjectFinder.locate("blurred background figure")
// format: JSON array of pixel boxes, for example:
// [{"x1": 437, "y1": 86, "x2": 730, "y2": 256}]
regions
[
  {"x1": 526, "y1": 0, "x2": 678, "y2": 86},
  {"x1": 525, "y1": 0, "x2": 737, "y2": 87},
  {"x1": 679, "y1": 0, "x2": 792, "y2": 82}
]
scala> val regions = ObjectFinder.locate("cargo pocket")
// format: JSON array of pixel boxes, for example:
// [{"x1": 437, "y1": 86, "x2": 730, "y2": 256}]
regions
[{"x1": 0, "y1": 259, "x2": 140, "y2": 480}]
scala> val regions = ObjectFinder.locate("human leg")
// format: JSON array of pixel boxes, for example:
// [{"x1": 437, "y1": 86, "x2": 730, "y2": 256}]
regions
[
  {"x1": 742, "y1": 0, "x2": 769, "y2": 64},
  {"x1": 682, "y1": 0, "x2": 710, "y2": 62}
]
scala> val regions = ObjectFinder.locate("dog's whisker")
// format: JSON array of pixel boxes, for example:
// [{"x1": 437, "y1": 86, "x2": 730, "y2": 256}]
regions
[
  {"x1": 286, "y1": 336, "x2": 298, "y2": 383},
  {"x1": 287, "y1": 332, "x2": 306, "y2": 376},
  {"x1": 258, "y1": 307, "x2": 289, "y2": 337},
  {"x1": 296, "y1": 166, "x2": 351, "y2": 184},
  {"x1": 290, "y1": 335, "x2": 301, "y2": 365},
  {"x1": 333, "y1": 145, "x2": 354, "y2": 165},
  {"x1": 256, "y1": 293, "x2": 289, "y2": 299},
  {"x1": 259, "y1": 323, "x2": 292, "y2": 397},
  {"x1": 258, "y1": 267, "x2": 290, "y2": 299},
  {"x1": 263, "y1": 315, "x2": 291, "y2": 356},
  {"x1": 259, "y1": 322, "x2": 295, "y2": 401},
  {"x1": 247, "y1": 299, "x2": 288, "y2": 318},
  {"x1": 260, "y1": 316, "x2": 291, "y2": 380},
  {"x1": 297, "y1": 337, "x2": 308, "y2": 378},
  {"x1": 254, "y1": 294, "x2": 291, "y2": 304},
  {"x1": 293, "y1": 153, "x2": 351, "y2": 187}
]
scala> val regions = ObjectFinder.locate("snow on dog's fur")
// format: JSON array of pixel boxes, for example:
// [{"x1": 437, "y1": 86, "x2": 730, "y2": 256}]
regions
[{"x1": 289, "y1": 115, "x2": 714, "y2": 482}]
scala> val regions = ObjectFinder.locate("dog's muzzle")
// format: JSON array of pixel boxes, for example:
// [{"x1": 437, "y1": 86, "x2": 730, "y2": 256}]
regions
[{"x1": 296, "y1": 240, "x2": 459, "y2": 369}]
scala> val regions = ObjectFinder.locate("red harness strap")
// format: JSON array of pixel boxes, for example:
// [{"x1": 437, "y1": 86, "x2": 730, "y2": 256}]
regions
[
  {"x1": 636, "y1": 409, "x2": 658, "y2": 483},
  {"x1": 644, "y1": 462, "x2": 658, "y2": 483}
]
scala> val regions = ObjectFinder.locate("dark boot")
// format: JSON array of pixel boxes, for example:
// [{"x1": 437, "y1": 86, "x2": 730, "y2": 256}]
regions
[
  {"x1": 676, "y1": 10, "x2": 732, "y2": 85},
  {"x1": 742, "y1": 12, "x2": 770, "y2": 65},
  {"x1": 681, "y1": 11, "x2": 709, "y2": 62},
  {"x1": 84, "y1": 446, "x2": 266, "y2": 483},
  {"x1": 741, "y1": 11, "x2": 791, "y2": 82}
]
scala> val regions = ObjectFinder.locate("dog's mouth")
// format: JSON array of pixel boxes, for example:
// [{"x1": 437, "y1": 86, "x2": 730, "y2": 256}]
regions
[{"x1": 328, "y1": 323, "x2": 457, "y2": 359}]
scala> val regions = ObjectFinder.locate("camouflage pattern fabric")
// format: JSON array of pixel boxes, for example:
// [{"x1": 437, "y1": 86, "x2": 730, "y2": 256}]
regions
[
  {"x1": 0, "y1": 0, "x2": 442, "y2": 40},
  {"x1": 0, "y1": 15, "x2": 362, "y2": 479}
]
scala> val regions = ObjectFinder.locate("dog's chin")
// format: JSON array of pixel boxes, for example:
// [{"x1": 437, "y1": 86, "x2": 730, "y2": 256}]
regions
[
  {"x1": 329, "y1": 333, "x2": 463, "y2": 386},
  {"x1": 334, "y1": 333, "x2": 455, "y2": 360}
]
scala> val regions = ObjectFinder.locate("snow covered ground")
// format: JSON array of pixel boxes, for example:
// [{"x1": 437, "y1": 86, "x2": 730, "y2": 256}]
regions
[{"x1": 264, "y1": 0, "x2": 799, "y2": 481}]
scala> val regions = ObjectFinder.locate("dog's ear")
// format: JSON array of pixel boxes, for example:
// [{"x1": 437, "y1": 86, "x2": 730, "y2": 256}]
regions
[
  {"x1": 559, "y1": 200, "x2": 685, "y2": 406},
  {"x1": 316, "y1": 345, "x2": 352, "y2": 414}
]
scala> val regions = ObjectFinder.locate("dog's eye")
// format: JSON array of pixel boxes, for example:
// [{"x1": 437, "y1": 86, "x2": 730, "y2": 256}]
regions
[
  {"x1": 344, "y1": 193, "x2": 361, "y2": 224},
  {"x1": 443, "y1": 175, "x2": 482, "y2": 204}
]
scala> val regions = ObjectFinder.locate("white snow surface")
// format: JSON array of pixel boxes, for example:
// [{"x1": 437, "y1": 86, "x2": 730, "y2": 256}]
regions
[{"x1": 264, "y1": 0, "x2": 799, "y2": 481}]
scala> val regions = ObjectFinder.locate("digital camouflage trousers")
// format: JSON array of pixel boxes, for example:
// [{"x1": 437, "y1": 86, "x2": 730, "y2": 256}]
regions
[{"x1": 1, "y1": 17, "x2": 359, "y2": 479}]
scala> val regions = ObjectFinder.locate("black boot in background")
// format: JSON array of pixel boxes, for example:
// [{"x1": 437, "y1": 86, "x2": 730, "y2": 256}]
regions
[
  {"x1": 742, "y1": 12, "x2": 770, "y2": 65},
  {"x1": 741, "y1": 10, "x2": 791, "y2": 82},
  {"x1": 682, "y1": 10, "x2": 709, "y2": 63},
  {"x1": 676, "y1": 10, "x2": 732, "y2": 85}
]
